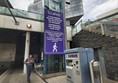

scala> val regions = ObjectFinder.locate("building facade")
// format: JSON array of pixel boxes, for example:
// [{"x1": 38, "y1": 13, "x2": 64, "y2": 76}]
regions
[
  {"x1": 0, "y1": 0, "x2": 83, "y2": 76},
  {"x1": 72, "y1": 8, "x2": 118, "y2": 82},
  {"x1": 28, "y1": 0, "x2": 44, "y2": 15}
]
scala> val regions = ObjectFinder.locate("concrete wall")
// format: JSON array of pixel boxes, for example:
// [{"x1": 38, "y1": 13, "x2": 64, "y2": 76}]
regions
[
  {"x1": 66, "y1": 26, "x2": 72, "y2": 41},
  {"x1": 0, "y1": 15, "x2": 44, "y2": 32},
  {"x1": 0, "y1": 43, "x2": 16, "y2": 61},
  {"x1": 0, "y1": 43, "x2": 16, "y2": 68},
  {"x1": 0, "y1": 15, "x2": 72, "y2": 41}
]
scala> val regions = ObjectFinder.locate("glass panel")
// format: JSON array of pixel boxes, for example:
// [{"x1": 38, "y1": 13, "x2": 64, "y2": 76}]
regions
[
  {"x1": 8, "y1": 0, "x2": 44, "y2": 20},
  {"x1": 0, "y1": 6, "x2": 5, "y2": 14},
  {"x1": 4, "y1": 8, "x2": 11, "y2": 15},
  {"x1": 37, "y1": 14, "x2": 44, "y2": 21},
  {"x1": 45, "y1": 0, "x2": 62, "y2": 13},
  {"x1": 49, "y1": 0, "x2": 61, "y2": 12},
  {"x1": 72, "y1": 27, "x2": 77, "y2": 36},
  {"x1": 16, "y1": 9, "x2": 28, "y2": 17},
  {"x1": 47, "y1": 55, "x2": 65, "y2": 74},
  {"x1": 0, "y1": 6, "x2": 43, "y2": 21},
  {"x1": 28, "y1": 12, "x2": 37, "y2": 19}
]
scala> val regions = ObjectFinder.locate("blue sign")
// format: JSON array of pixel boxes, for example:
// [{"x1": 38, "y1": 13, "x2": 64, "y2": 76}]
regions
[{"x1": 44, "y1": 7, "x2": 64, "y2": 54}]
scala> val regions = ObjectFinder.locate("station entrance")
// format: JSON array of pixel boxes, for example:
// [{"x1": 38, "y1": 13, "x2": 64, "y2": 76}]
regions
[
  {"x1": 14, "y1": 31, "x2": 43, "y2": 69},
  {"x1": 0, "y1": 28, "x2": 65, "y2": 76}
]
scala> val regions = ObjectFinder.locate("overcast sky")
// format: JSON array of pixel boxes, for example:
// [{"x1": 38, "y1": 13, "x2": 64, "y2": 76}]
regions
[
  {"x1": 9, "y1": 0, "x2": 118, "y2": 21},
  {"x1": 9, "y1": 0, "x2": 34, "y2": 10},
  {"x1": 82, "y1": 0, "x2": 118, "y2": 21}
]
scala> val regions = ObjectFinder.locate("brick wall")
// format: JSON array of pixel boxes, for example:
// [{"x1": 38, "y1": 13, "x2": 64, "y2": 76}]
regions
[{"x1": 102, "y1": 40, "x2": 118, "y2": 81}]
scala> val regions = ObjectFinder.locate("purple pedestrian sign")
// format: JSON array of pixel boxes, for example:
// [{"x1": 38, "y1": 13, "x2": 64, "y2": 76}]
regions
[{"x1": 44, "y1": 7, "x2": 64, "y2": 54}]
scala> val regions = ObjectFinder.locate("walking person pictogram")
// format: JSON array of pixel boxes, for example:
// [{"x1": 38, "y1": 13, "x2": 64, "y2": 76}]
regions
[{"x1": 53, "y1": 43, "x2": 58, "y2": 52}]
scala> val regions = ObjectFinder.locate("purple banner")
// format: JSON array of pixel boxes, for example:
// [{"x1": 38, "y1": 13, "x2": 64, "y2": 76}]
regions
[{"x1": 44, "y1": 8, "x2": 64, "y2": 54}]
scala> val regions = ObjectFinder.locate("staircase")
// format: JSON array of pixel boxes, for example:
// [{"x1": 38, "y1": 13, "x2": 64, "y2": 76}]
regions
[
  {"x1": 81, "y1": 21, "x2": 118, "y2": 39},
  {"x1": 72, "y1": 21, "x2": 118, "y2": 48},
  {"x1": 72, "y1": 21, "x2": 118, "y2": 82}
]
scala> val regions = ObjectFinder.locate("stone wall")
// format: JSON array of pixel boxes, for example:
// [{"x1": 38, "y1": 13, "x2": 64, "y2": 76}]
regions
[
  {"x1": 102, "y1": 40, "x2": 118, "y2": 81},
  {"x1": 72, "y1": 30, "x2": 118, "y2": 82}
]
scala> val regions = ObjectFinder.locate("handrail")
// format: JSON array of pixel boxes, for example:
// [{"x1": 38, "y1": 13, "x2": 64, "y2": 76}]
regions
[
  {"x1": 33, "y1": 68, "x2": 48, "y2": 83},
  {"x1": 0, "y1": 69, "x2": 10, "y2": 83}
]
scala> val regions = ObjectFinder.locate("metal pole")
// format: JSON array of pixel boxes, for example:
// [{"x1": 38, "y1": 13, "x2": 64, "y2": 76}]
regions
[
  {"x1": 43, "y1": 53, "x2": 47, "y2": 78},
  {"x1": 62, "y1": 0, "x2": 67, "y2": 71},
  {"x1": 63, "y1": 0, "x2": 67, "y2": 50},
  {"x1": 5, "y1": 0, "x2": 19, "y2": 25}
]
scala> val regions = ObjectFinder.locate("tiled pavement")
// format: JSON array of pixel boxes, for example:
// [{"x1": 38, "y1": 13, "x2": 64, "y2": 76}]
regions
[
  {"x1": 0, "y1": 69, "x2": 67, "y2": 83},
  {"x1": 46, "y1": 75, "x2": 67, "y2": 83}
]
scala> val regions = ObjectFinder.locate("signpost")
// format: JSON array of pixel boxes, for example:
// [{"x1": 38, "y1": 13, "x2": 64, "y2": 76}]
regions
[
  {"x1": 43, "y1": 0, "x2": 65, "y2": 78},
  {"x1": 44, "y1": 0, "x2": 64, "y2": 54}
]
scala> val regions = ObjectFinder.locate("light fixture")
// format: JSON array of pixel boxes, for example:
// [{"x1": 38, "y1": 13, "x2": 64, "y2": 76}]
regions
[
  {"x1": 26, "y1": 24, "x2": 32, "y2": 28},
  {"x1": 66, "y1": 0, "x2": 71, "y2": 4}
]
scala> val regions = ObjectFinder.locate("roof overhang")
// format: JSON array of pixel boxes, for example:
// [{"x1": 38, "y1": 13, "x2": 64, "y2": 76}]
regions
[{"x1": 66, "y1": 15, "x2": 83, "y2": 25}]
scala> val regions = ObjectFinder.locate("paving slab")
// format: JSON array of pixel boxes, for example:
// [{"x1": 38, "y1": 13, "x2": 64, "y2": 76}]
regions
[
  {"x1": 0, "y1": 69, "x2": 45, "y2": 83},
  {"x1": 0, "y1": 69, "x2": 67, "y2": 83},
  {"x1": 46, "y1": 75, "x2": 67, "y2": 83}
]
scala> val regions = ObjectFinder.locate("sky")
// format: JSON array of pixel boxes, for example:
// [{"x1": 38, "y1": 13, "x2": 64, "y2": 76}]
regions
[
  {"x1": 9, "y1": 0, "x2": 34, "y2": 10},
  {"x1": 9, "y1": 0, "x2": 118, "y2": 21},
  {"x1": 82, "y1": 0, "x2": 118, "y2": 21}
]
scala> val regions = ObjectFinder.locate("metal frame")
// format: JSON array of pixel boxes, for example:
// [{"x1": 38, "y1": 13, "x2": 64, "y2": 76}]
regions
[{"x1": 5, "y1": 0, "x2": 19, "y2": 25}]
